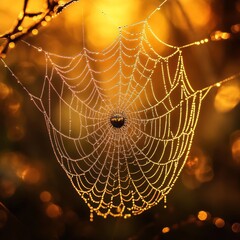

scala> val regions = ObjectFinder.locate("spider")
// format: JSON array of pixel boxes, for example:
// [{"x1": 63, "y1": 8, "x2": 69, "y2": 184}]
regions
[{"x1": 110, "y1": 113, "x2": 125, "y2": 128}]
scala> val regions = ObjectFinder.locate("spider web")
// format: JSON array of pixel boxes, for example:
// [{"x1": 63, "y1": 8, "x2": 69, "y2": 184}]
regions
[{"x1": 1, "y1": 0, "x2": 235, "y2": 220}]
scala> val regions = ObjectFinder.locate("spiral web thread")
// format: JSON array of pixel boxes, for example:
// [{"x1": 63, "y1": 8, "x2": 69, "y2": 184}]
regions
[{"x1": 1, "y1": 0, "x2": 235, "y2": 220}]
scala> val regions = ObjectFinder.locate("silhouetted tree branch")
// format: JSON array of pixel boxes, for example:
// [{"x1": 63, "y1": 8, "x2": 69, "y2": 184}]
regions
[{"x1": 0, "y1": 0, "x2": 79, "y2": 58}]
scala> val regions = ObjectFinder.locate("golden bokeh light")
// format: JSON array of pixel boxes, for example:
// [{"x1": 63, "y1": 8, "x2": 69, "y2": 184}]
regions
[
  {"x1": 221, "y1": 32, "x2": 231, "y2": 40},
  {"x1": 0, "y1": 151, "x2": 44, "y2": 199},
  {"x1": 211, "y1": 31, "x2": 231, "y2": 41},
  {"x1": 213, "y1": 217, "x2": 225, "y2": 228},
  {"x1": 61, "y1": 0, "x2": 153, "y2": 49},
  {"x1": 32, "y1": 29, "x2": 39, "y2": 36},
  {"x1": 40, "y1": 191, "x2": 52, "y2": 203},
  {"x1": 231, "y1": 24, "x2": 240, "y2": 33},
  {"x1": 231, "y1": 130, "x2": 240, "y2": 163},
  {"x1": 171, "y1": 0, "x2": 213, "y2": 31},
  {"x1": 0, "y1": 82, "x2": 11, "y2": 100},
  {"x1": 231, "y1": 138, "x2": 240, "y2": 163},
  {"x1": 197, "y1": 210, "x2": 208, "y2": 221},
  {"x1": 162, "y1": 227, "x2": 170, "y2": 234},
  {"x1": 21, "y1": 167, "x2": 41, "y2": 184},
  {"x1": 8, "y1": 42, "x2": 15, "y2": 49},
  {"x1": 41, "y1": 20, "x2": 48, "y2": 27},
  {"x1": 182, "y1": 147, "x2": 213, "y2": 189},
  {"x1": 86, "y1": 0, "x2": 141, "y2": 49},
  {"x1": 45, "y1": 15, "x2": 52, "y2": 22},
  {"x1": 231, "y1": 222, "x2": 240, "y2": 233},
  {"x1": 185, "y1": 156, "x2": 199, "y2": 175},
  {"x1": 18, "y1": 25, "x2": 23, "y2": 31},
  {"x1": 214, "y1": 83, "x2": 240, "y2": 113},
  {"x1": 46, "y1": 203, "x2": 63, "y2": 219}
]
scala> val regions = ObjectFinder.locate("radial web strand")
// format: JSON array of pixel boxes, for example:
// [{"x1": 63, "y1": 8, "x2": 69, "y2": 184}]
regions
[{"x1": 1, "y1": 0, "x2": 238, "y2": 220}]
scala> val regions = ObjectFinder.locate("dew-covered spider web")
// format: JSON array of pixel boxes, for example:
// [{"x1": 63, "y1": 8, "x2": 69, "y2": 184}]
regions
[{"x1": 1, "y1": 0, "x2": 239, "y2": 220}]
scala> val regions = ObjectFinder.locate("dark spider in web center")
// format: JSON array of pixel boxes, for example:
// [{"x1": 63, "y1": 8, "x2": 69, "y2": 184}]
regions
[{"x1": 110, "y1": 114, "x2": 125, "y2": 128}]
